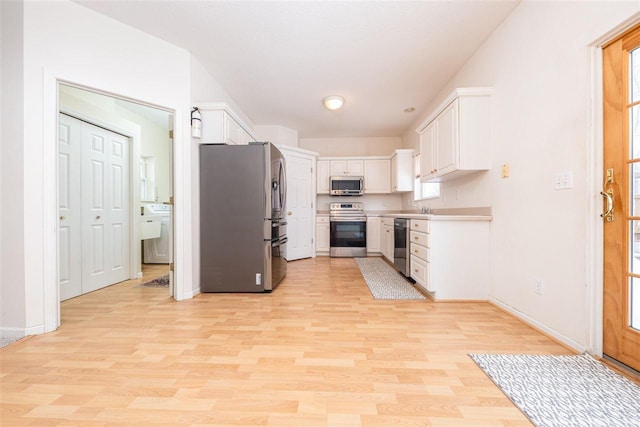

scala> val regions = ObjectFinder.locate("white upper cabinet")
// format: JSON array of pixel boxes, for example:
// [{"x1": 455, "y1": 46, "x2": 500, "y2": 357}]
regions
[
  {"x1": 420, "y1": 123, "x2": 437, "y2": 181},
  {"x1": 417, "y1": 88, "x2": 491, "y2": 182},
  {"x1": 317, "y1": 160, "x2": 330, "y2": 194},
  {"x1": 364, "y1": 159, "x2": 390, "y2": 193},
  {"x1": 238, "y1": 127, "x2": 256, "y2": 145},
  {"x1": 223, "y1": 112, "x2": 242, "y2": 145},
  {"x1": 330, "y1": 159, "x2": 364, "y2": 176},
  {"x1": 391, "y1": 149, "x2": 414, "y2": 193},
  {"x1": 197, "y1": 103, "x2": 257, "y2": 145},
  {"x1": 317, "y1": 155, "x2": 400, "y2": 194}
]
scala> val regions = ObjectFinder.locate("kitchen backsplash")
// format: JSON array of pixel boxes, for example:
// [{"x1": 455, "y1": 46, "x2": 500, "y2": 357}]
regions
[{"x1": 317, "y1": 194, "x2": 403, "y2": 212}]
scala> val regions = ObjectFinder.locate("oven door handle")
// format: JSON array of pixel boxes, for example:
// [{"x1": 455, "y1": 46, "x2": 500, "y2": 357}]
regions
[{"x1": 329, "y1": 217, "x2": 367, "y2": 222}]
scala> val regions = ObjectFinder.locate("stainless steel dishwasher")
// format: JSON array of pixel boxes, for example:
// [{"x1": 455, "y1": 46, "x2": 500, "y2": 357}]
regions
[{"x1": 393, "y1": 218, "x2": 410, "y2": 277}]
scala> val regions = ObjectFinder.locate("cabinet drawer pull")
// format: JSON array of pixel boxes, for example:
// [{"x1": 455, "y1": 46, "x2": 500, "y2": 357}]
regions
[
  {"x1": 414, "y1": 269, "x2": 419, "y2": 273},
  {"x1": 414, "y1": 236, "x2": 419, "y2": 240},
  {"x1": 414, "y1": 249, "x2": 419, "y2": 253}
]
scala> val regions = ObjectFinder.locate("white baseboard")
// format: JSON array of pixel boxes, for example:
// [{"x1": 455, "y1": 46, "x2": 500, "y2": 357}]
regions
[
  {"x1": 176, "y1": 287, "x2": 198, "y2": 300},
  {"x1": 489, "y1": 296, "x2": 586, "y2": 353},
  {"x1": 0, "y1": 324, "x2": 45, "y2": 338}
]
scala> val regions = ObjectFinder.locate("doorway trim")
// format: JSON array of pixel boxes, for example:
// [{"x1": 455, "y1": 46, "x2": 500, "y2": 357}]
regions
[
  {"x1": 587, "y1": 12, "x2": 640, "y2": 358},
  {"x1": 42, "y1": 72, "x2": 188, "y2": 334}
]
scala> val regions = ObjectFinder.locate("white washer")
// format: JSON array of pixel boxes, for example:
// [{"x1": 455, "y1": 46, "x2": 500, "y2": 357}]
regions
[{"x1": 143, "y1": 204, "x2": 170, "y2": 263}]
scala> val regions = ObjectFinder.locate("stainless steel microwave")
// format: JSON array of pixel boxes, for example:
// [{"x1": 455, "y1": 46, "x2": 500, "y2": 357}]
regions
[{"x1": 330, "y1": 176, "x2": 364, "y2": 196}]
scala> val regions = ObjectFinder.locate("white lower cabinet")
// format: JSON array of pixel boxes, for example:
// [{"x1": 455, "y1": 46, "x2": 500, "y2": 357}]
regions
[
  {"x1": 410, "y1": 218, "x2": 490, "y2": 300},
  {"x1": 366, "y1": 217, "x2": 381, "y2": 254},
  {"x1": 409, "y1": 254, "x2": 428, "y2": 287},
  {"x1": 381, "y1": 217, "x2": 394, "y2": 262},
  {"x1": 316, "y1": 215, "x2": 330, "y2": 255},
  {"x1": 409, "y1": 219, "x2": 430, "y2": 291}
]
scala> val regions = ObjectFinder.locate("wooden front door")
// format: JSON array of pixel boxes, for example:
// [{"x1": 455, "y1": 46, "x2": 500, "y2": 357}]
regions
[{"x1": 602, "y1": 25, "x2": 640, "y2": 372}]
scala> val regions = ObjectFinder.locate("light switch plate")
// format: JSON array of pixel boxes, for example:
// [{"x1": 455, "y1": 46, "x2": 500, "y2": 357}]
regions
[
  {"x1": 501, "y1": 164, "x2": 510, "y2": 178},
  {"x1": 554, "y1": 172, "x2": 573, "y2": 190}
]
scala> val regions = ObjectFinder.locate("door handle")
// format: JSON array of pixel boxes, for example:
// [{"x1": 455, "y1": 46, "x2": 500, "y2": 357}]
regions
[
  {"x1": 600, "y1": 190, "x2": 614, "y2": 222},
  {"x1": 601, "y1": 167, "x2": 614, "y2": 222},
  {"x1": 96, "y1": 215, "x2": 101, "y2": 220},
  {"x1": 288, "y1": 211, "x2": 292, "y2": 216}
]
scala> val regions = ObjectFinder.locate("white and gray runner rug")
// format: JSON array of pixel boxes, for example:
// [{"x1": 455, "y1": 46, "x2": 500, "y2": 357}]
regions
[
  {"x1": 135, "y1": 274, "x2": 169, "y2": 288},
  {"x1": 355, "y1": 257, "x2": 426, "y2": 300},
  {"x1": 0, "y1": 336, "x2": 19, "y2": 349},
  {"x1": 470, "y1": 353, "x2": 640, "y2": 427}
]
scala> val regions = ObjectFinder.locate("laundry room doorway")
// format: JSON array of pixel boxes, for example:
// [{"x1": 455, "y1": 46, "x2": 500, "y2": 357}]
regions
[{"x1": 58, "y1": 84, "x2": 174, "y2": 300}]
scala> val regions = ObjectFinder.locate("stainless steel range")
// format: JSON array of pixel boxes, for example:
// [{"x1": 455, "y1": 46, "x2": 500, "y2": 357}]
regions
[{"x1": 329, "y1": 202, "x2": 367, "y2": 257}]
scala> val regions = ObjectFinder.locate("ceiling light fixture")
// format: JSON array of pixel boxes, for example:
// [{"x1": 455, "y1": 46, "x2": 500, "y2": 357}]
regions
[{"x1": 323, "y1": 95, "x2": 344, "y2": 110}]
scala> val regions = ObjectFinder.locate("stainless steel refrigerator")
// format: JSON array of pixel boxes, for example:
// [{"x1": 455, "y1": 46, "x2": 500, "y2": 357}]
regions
[{"x1": 199, "y1": 142, "x2": 287, "y2": 292}]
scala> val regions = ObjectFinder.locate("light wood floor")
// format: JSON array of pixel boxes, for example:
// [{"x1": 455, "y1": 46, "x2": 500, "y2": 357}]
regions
[{"x1": 1, "y1": 257, "x2": 578, "y2": 426}]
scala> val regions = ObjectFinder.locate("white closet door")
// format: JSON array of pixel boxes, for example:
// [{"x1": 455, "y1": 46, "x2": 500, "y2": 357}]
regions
[
  {"x1": 81, "y1": 125, "x2": 110, "y2": 293},
  {"x1": 284, "y1": 154, "x2": 314, "y2": 261},
  {"x1": 58, "y1": 114, "x2": 82, "y2": 301},
  {"x1": 80, "y1": 123, "x2": 130, "y2": 293},
  {"x1": 59, "y1": 114, "x2": 131, "y2": 298},
  {"x1": 107, "y1": 131, "x2": 130, "y2": 284}
]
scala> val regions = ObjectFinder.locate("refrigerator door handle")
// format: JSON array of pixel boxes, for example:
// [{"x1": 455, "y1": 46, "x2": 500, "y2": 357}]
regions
[
  {"x1": 279, "y1": 158, "x2": 287, "y2": 214},
  {"x1": 272, "y1": 237, "x2": 288, "y2": 247}
]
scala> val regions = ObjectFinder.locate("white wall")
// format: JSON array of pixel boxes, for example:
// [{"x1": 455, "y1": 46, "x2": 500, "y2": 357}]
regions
[
  {"x1": 300, "y1": 137, "x2": 401, "y2": 157},
  {"x1": 0, "y1": 0, "x2": 3, "y2": 334},
  {"x1": 402, "y1": 1, "x2": 639, "y2": 350},
  {"x1": 1, "y1": 0, "x2": 27, "y2": 337},
  {"x1": 3, "y1": 0, "x2": 194, "y2": 336}
]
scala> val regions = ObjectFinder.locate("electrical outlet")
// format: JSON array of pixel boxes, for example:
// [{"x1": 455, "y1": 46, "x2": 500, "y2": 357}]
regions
[{"x1": 535, "y1": 279, "x2": 544, "y2": 295}]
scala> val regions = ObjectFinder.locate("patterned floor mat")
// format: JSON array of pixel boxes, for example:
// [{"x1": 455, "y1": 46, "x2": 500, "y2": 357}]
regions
[
  {"x1": 470, "y1": 353, "x2": 640, "y2": 427},
  {"x1": 355, "y1": 257, "x2": 426, "y2": 300}
]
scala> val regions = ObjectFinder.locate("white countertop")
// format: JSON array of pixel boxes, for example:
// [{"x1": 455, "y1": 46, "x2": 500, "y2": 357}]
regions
[
  {"x1": 316, "y1": 209, "x2": 492, "y2": 221},
  {"x1": 377, "y1": 213, "x2": 492, "y2": 221}
]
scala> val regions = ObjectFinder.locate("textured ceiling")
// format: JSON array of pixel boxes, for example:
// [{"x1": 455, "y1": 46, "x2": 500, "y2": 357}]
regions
[{"x1": 75, "y1": 1, "x2": 520, "y2": 138}]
